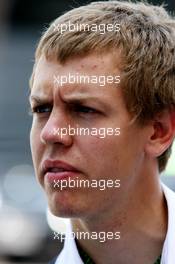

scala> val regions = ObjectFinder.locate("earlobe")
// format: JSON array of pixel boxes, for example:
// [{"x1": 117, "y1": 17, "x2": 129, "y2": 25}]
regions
[{"x1": 145, "y1": 109, "x2": 175, "y2": 158}]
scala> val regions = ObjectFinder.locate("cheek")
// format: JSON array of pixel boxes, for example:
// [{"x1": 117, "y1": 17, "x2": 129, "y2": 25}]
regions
[
  {"x1": 78, "y1": 135, "x2": 121, "y2": 175},
  {"x1": 30, "y1": 123, "x2": 42, "y2": 168},
  {"x1": 30, "y1": 124, "x2": 36, "y2": 153},
  {"x1": 77, "y1": 131, "x2": 142, "y2": 180}
]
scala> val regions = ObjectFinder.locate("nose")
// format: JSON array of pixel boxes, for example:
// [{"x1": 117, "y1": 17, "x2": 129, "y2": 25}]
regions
[{"x1": 40, "y1": 110, "x2": 73, "y2": 147}]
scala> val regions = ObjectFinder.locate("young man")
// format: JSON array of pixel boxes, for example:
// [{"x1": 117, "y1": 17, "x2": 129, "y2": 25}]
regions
[{"x1": 29, "y1": 1, "x2": 175, "y2": 263}]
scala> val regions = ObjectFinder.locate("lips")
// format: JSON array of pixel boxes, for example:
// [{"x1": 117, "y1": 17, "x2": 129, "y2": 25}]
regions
[
  {"x1": 42, "y1": 159, "x2": 79, "y2": 174},
  {"x1": 48, "y1": 167, "x2": 67, "y2": 173},
  {"x1": 41, "y1": 159, "x2": 80, "y2": 181}
]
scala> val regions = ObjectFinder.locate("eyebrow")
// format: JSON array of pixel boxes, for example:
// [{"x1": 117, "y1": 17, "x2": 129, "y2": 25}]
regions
[
  {"x1": 29, "y1": 95, "x2": 52, "y2": 104},
  {"x1": 29, "y1": 94, "x2": 109, "y2": 111},
  {"x1": 64, "y1": 97, "x2": 109, "y2": 111}
]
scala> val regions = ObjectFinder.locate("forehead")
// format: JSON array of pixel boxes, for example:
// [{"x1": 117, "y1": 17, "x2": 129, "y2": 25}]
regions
[{"x1": 30, "y1": 52, "x2": 122, "y2": 103}]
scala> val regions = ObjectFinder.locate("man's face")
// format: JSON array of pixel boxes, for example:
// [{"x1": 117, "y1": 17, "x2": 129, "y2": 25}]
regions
[{"x1": 30, "y1": 52, "x2": 149, "y2": 219}]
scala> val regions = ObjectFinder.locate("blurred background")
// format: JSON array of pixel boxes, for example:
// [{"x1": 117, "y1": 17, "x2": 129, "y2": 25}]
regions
[{"x1": 0, "y1": 0, "x2": 174, "y2": 263}]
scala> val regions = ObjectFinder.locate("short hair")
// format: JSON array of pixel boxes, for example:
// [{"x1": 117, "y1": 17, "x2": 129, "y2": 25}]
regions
[{"x1": 30, "y1": 1, "x2": 175, "y2": 172}]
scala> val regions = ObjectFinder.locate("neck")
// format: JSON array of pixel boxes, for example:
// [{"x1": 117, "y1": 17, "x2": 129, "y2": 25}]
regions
[{"x1": 71, "y1": 169, "x2": 168, "y2": 264}]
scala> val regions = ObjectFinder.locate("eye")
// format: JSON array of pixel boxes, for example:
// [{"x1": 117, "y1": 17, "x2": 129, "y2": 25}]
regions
[
  {"x1": 30, "y1": 104, "x2": 52, "y2": 114},
  {"x1": 72, "y1": 104, "x2": 98, "y2": 114}
]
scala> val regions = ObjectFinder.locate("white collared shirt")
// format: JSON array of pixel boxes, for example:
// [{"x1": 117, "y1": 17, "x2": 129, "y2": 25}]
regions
[{"x1": 55, "y1": 183, "x2": 175, "y2": 264}]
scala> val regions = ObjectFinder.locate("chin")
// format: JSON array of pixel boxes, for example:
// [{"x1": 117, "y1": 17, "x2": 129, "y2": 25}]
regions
[{"x1": 47, "y1": 190, "x2": 89, "y2": 218}]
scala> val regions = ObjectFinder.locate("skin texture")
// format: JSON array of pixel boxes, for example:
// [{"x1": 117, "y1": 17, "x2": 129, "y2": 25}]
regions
[{"x1": 30, "y1": 52, "x2": 175, "y2": 264}]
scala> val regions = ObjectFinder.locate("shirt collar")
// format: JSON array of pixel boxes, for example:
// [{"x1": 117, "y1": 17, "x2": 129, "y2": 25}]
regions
[
  {"x1": 55, "y1": 220, "x2": 83, "y2": 264},
  {"x1": 160, "y1": 183, "x2": 175, "y2": 264}
]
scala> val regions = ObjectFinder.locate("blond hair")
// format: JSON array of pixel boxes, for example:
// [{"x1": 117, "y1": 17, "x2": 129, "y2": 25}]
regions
[{"x1": 31, "y1": 1, "x2": 175, "y2": 172}]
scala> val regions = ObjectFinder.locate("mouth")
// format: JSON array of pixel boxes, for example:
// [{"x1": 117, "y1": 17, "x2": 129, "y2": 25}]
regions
[
  {"x1": 42, "y1": 159, "x2": 80, "y2": 181},
  {"x1": 47, "y1": 167, "x2": 73, "y2": 173}
]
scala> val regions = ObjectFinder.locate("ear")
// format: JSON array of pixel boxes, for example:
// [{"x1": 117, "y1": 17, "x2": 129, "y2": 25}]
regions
[{"x1": 144, "y1": 109, "x2": 175, "y2": 158}]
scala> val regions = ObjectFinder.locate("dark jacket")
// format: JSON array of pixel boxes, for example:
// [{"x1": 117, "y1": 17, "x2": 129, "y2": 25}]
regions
[{"x1": 48, "y1": 256, "x2": 57, "y2": 264}]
